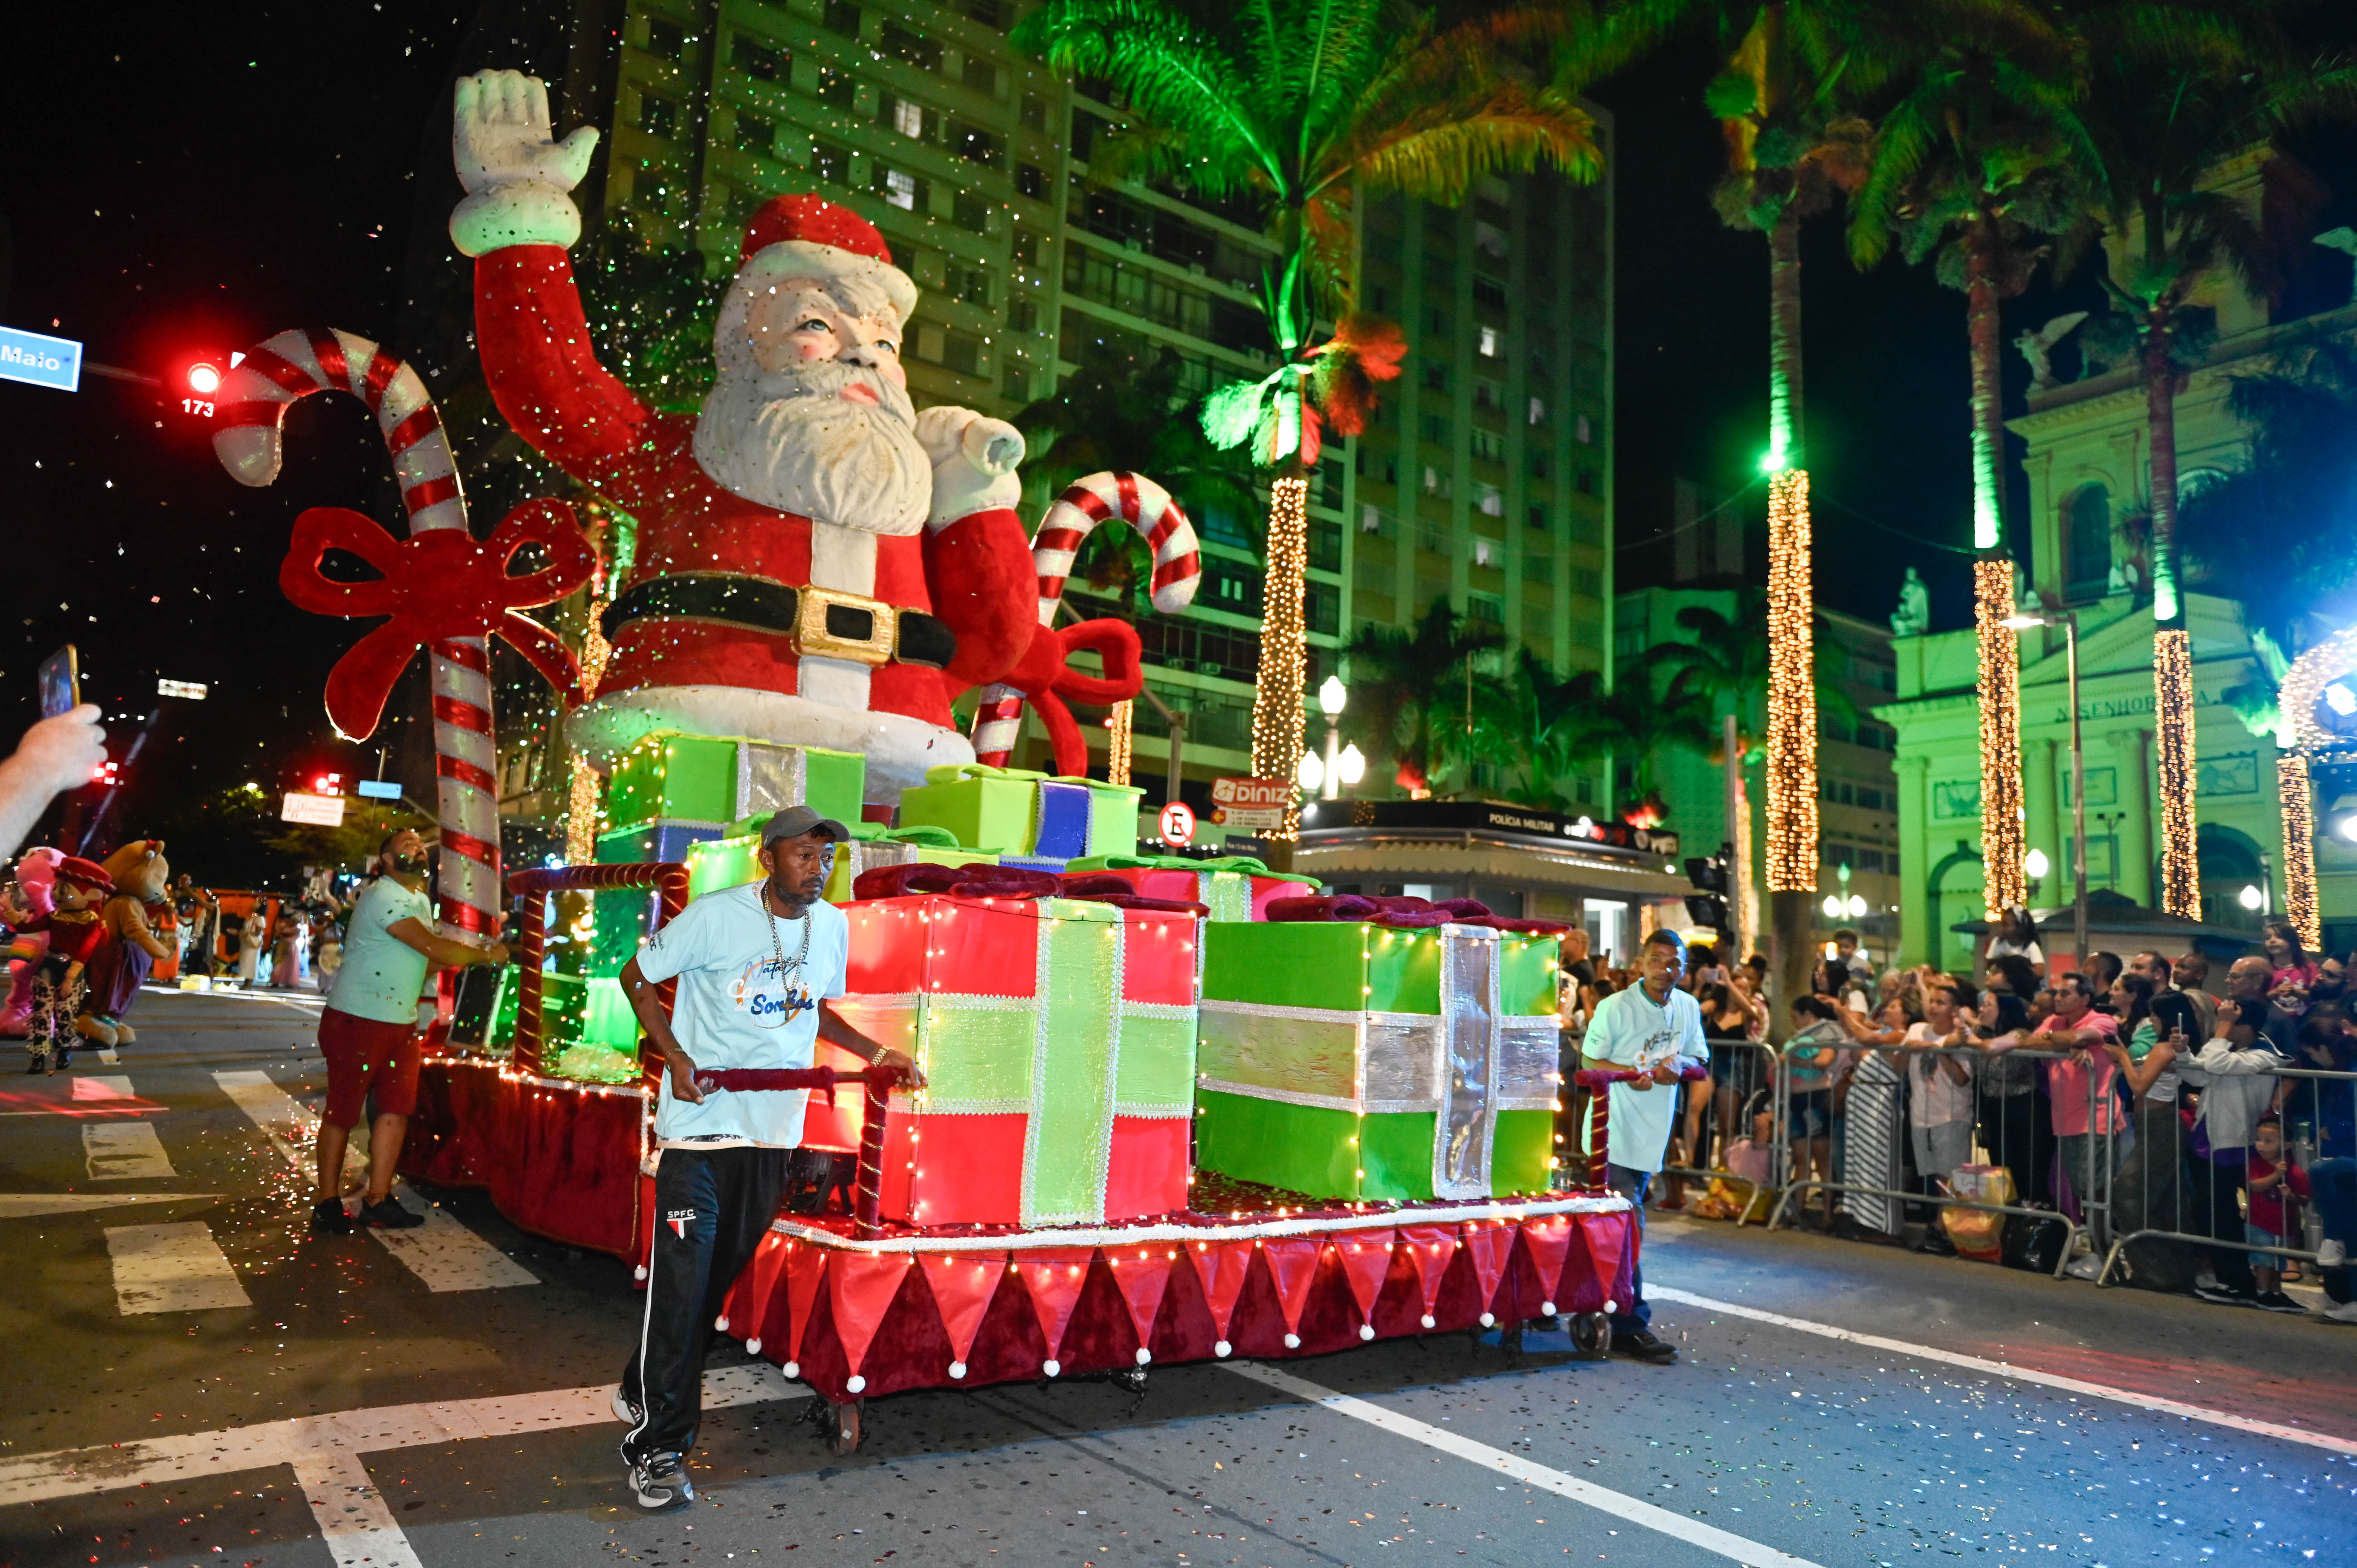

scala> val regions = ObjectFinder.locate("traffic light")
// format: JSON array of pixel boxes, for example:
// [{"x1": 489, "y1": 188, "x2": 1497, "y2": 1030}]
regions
[
  {"x1": 92, "y1": 759, "x2": 120, "y2": 789},
  {"x1": 1683, "y1": 844, "x2": 1731, "y2": 935},
  {"x1": 312, "y1": 772, "x2": 343, "y2": 795},
  {"x1": 176, "y1": 353, "x2": 233, "y2": 419}
]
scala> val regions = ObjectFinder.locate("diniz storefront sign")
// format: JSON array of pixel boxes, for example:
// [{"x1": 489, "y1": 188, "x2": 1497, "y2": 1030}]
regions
[
  {"x1": 1211, "y1": 776, "x2": 1294, "y2": 831},
  {"x1": 1297, "y1": 798, "x2": 1681, "y2": 858}
]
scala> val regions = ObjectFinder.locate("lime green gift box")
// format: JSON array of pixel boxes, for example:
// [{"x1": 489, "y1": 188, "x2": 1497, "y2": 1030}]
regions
[
  {"x1": 896, "y1": 763, "x2": 1050, "y2": 853},
  {"x1": 681, "y1": 826, "x2": 1000, "y2": 904},
  {"x1": 604, "y1": 733, "x2": 864, "y2": 833},
  {"x1": 1193, "y1": 920, "x2": 1562, "y2": 1202}
]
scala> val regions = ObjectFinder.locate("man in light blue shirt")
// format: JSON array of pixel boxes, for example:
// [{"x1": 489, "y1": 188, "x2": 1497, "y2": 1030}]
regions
[
  {"x1": 610, "y1": 806, "x2": 921, "y2": 1511},
  {"x1": 1580, "y1": 926, "x2": 1707, "y2": 1364}
]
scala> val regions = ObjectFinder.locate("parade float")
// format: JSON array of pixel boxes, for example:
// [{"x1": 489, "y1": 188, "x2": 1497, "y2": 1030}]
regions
[{"x1": 205, "y1": 76, "x2": 1635, "y2": 1451}]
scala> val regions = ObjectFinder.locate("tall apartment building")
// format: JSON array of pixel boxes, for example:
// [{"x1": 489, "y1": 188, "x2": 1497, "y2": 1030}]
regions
[{"x1": 580, "y1": 0, "x2": 1614, "y2": 796}]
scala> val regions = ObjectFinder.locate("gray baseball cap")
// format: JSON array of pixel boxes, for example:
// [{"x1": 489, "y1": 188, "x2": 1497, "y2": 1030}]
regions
[{"x1": 760, "y1": 805, "x2": 852, "y2": 846}]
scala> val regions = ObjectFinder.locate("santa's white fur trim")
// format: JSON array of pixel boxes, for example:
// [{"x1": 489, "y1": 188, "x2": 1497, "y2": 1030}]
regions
[
  {"x1": 914, "y1": 407, "x2": 1024, "y2": 528},
  {"x1": 739, "y1": 239, "x2": 918, "y2": 321},
  {"x1": 567, "y1": 685, "x2": 974, "y2": 802}
]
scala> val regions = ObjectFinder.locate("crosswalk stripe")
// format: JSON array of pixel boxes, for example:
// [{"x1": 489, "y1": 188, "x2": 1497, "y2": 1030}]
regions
[
  {"x1": 0, "y1": 1193, "x2": 220, "y2": 1218},
  {"x1": 72, "y1": 1074, "x2": 134, "y2": 1101},
  {"x1": 83, "y1": 1122, "x2": 175, "y2": 1180},
  {"x1": 104, "y1": 1221, "x2": 251, "y2": 1313},
  {"x1": 212, "y1": 1068, "x2": 537, "y2": 1293}
]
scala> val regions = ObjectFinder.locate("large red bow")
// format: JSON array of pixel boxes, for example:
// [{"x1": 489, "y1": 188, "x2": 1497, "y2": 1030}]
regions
[
  {"x1": 279, "y1": 498, "x2": 597, "y2": 740},
  {"x1": 1000, "y1": 618, "x2": 1144, "y2": 777}
]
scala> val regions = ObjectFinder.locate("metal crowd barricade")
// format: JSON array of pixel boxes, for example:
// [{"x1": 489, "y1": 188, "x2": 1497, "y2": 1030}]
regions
[
  {"x1": 2094, "y1": 1056, "x2": 2357, "y2": 1296},
  {"x1": 1656, "y1": 1040, "x2": 1783, "y2": 1221},
  {"x1": 1764, "y1": 1043, "x2": 2098, "y2": 1281}
]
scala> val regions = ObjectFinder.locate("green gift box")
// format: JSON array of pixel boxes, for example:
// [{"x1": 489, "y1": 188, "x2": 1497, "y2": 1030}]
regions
[
  {"x1": 604, "y1": 733, "x2": 865, "y2": 833},
  {"x1": 685, "y1": 828, "x2": 999, "y2": 905},
  {"x1": 1193, "y1": 921, "x2": 1561, "y2": 1202},
  {"x1": 897, "y1": 762, "x2": 1050, "y2": 853},
  {"x1": 1069, "y1": 777, "x2": 1145, "y2": 858},
  {"x1": 486, "y1": 971, "x2": 640, "y2": 1082}
]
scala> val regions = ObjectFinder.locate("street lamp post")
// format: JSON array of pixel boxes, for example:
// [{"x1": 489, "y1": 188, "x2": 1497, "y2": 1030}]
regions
[
  {"x1": 1317, "y1": 675, "x2": 1348, "y2": 802},
  {"x1": 2005, "y1": 609, "x2": 2087, "y2": 971}
]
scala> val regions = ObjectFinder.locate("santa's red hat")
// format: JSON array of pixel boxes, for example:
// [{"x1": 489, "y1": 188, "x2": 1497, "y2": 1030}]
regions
[{"x1": 737, "y1": 194, "x2": 918, "y2": 322}]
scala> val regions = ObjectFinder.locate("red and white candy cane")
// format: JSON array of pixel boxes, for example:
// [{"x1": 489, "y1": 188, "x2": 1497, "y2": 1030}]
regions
[
  {"x1": 212, "y1": 328, "x2": 501, "y2": 943},
  {"x1": 970, "y1": 471, "x2": 1202, "y2": 763}
]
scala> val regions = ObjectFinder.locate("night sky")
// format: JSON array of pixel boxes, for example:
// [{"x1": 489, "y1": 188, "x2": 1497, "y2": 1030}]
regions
[{"x1": 3, "y1": 4, "x2": 2353, "y2": 882}]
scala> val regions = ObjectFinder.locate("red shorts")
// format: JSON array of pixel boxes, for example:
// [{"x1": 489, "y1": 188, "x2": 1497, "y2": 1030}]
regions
[{"x1": 319, "y1": 1006, "x2": 423, "y2": 1128}]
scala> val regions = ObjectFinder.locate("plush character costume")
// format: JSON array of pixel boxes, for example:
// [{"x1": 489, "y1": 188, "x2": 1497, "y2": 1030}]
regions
[
  {"x1": 0, "y1": 849, "x2": 61, "y2": 1038},
  {"x1": 78, "y1": 840, "x2": 173, "y2": 1049},
  {"x1": 23, "y1": 856, "x2": 111, "y2": 1072},
  {"x1": 455, "y1": 74, "x2": 1040, "y2": 800}
]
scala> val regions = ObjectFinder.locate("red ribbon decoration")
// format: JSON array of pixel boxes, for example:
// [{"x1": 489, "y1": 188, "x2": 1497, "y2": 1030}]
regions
[
  {"x1": 278, "y1": 498, "x2": 596, "y2": 740},
  {"x1": 997, "y1": 616, "x2": 1146, "y2": 778}
]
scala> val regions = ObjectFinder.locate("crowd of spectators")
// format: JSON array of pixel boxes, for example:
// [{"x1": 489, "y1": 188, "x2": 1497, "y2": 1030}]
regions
[{"x1": 1558, "y1": 909, "x2": 2357, "y2": 1321}]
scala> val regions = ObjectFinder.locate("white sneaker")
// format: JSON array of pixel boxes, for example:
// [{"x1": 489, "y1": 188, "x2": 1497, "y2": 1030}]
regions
[
  {"x1": 2316, "y1": 1239, "x2": 2347, "y2": 1269},
  {"x1": 2065, "y1": 1254, "x2": 2103, "y2": 1281},
  {"x1": 2322, "y1": 1298, "x2": 2357, "y2": 1324}
]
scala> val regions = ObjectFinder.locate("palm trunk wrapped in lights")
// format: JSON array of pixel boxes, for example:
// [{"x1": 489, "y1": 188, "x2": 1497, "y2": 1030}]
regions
[
  {"x1": 1974, "y1": 558, "x2": 2028, "y2": 915},
  {"x1": 1107, "y1": 698, "x2": 1134, "y2": 788},
  {"x1": 2278, "y1": 750, "x2": 2319, "y2": 950},
  {"x1": 2154, "y1": 629, "x2": 2197, "y2": 916},
  {"x1": 1251, "y1": 474, "x2": 1312, "y2": 839},
  {"x1": 1764, "y1": 468, "x2": 1817, "y2": 890}
]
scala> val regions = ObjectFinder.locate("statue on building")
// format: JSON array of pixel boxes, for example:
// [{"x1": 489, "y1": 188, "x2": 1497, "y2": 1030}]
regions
[
  {"x1": 1890, "y1": 567, "x2": 1930, "y2": 638},
  {"x1": 2013, "y1": 560, "x2": 2040, "y2": 616},
  {"x1": 2012, "y1": 312, "x2": 2088, "y2": 392}
]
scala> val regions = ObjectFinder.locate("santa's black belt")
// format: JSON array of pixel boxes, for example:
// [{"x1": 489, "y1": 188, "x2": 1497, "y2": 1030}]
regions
[{"x1": 601, "y1": 573, "x2": 955, "y2": 671}]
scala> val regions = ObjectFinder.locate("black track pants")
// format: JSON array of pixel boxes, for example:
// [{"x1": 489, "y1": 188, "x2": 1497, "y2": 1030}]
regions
[{"x1": 621, "y1": 1145, "x2": 788, "y2": 1463}]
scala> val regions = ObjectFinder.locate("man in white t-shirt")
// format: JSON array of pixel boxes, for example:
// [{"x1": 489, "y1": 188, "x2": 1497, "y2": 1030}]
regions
[
  {"x1": 1902, "y1": 979, "x2": 1977, "y2": 1253},
  {"x1": 1579, "y1": 926, "x2": 1707, "y2": 1365},
  {"x1": 611, "y1": 806, "x2": 921, "y2": 1511}
]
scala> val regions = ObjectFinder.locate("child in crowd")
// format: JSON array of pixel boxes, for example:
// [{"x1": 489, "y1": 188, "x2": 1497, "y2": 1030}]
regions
[
  {"x1": 2245, "y1": 1114, "x2": 2311, "y2": 1314},
  {"x1": 1783, "y1": 995, "x2": 1848, "y2": 1231}
]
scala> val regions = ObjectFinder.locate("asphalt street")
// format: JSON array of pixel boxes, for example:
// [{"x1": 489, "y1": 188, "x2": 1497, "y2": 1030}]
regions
[{"x1": 4, "y1": 991, "x2": 2355, "y2": 1568}]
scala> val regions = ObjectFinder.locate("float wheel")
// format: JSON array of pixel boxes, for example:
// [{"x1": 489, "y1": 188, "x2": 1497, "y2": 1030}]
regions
[
  {"x1": 1568, "y1": 1312, "x2": 1612, "y2": 1360},
  {"x1": 830, "y1": 1399, "x2": 862, "y2": 1456}
]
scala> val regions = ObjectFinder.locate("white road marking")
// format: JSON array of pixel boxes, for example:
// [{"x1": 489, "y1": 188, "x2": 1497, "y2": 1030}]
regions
[
  {"x1": 83, "y1": 1122, "x2": 175, "y2": 1180},
  {"x1": 72, "y1": 1074, "x2": 134, "y2": 1101},
  {"x1": 0, "y1": 1193, "x2": 220, "y2": 1218},
  {"x1": 0, "y1": 1361, "x2": 801, "y2": 1568},
  {"x1": 1226, "y1": 1360, "x2": 1824, "y2": 1567},
  {"x1": 1647, "y1": 1285, "x2": 2357, "y2": 1457},
  {"x1": 104, "y1": 1221, "x2": 251, "y2": 1313},
  {"x1": 213, "y1": 1068, "x2": 535, "y2": 1292},
  {"x1": 95, "y1": 1046, "x2": 119, "y2": 1064}
]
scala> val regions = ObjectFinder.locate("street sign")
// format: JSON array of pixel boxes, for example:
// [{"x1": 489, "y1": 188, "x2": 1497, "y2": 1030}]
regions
[
  {"x1": 155, "y1": 679, "x2": 208, "y2": 700},
  {"x1": 1158, "y1": 800, "x2": 1196, "y2": 848},
  {"x1": 279, "y1": 791, "x2": 347, "y2": 827},
  {"x1": 355, "y1": 779, "x2": 402, "y2": 801},
  {"x1": 1210, "y1": 776, "x2": 1291, "y2": 832},
  {"x1": 0, "y1": 325, "x2": 83, "y2": 392}
]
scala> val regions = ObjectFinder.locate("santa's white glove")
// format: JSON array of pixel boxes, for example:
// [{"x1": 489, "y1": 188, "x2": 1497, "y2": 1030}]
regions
[
  {"x1": 450, "y1": 70, "x2": 601, "y2": 257},
  {"x1": 915, "y1": 408, "x2": 1025, "y2": 528}
]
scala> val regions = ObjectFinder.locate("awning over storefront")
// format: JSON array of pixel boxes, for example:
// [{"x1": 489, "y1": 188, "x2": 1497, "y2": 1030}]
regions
[{"x1": 1291, "y1": 799, "x2": 1692, "y2": 906}]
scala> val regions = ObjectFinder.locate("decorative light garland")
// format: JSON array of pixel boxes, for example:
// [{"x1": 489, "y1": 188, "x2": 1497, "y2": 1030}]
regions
[
  {"x1": 2278, "y1": 751, "x2": 2320, "y2": 950},
  {"x1": 2279, "y1": 627, "x2": 2357, "y2": 753},
  {"x1": 1107, "y1": 699, "x2": 1133, "y2": 788},
  {"x1": 2154, "y1": 629, "x2": 2197, "y2": 918},
  {"x1": 1764, "y1": 468, "x2": 1816, "y2": 891},
  {"x1": 1973, "y1": 558, "x2": 2027, "y2": 916},
  {"x1": 565, "y1": 757, "x2": 600, "y2": 867},
  {"x1": 1249, "y1": 475, "x2": 1310, "y2": 841}
]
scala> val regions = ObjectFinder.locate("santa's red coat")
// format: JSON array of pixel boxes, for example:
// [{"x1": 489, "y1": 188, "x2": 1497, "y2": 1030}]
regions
[{"x1": 474, "y1": 246, "x2": 1035, "y2": 724}]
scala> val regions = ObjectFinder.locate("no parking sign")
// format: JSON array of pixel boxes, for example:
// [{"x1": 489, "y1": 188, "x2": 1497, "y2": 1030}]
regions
[{"x1": 1158, "y1": 800, "x2": 1196, "y2": 848}]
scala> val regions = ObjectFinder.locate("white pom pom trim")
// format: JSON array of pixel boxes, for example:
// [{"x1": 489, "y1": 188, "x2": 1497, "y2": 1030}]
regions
[
  {"x1": 1358, "y1": 1323, "x2": 1376, "y2": 1341},
  {"x1": 1214, "y1": 1339, "x2": 1232, "y2": 1358},
  {"x1": 634, "y1": 1264, "x2": 647, "y2": 1281},
  {"x1": 1603, "y1": 1299, "x2": 1618, "y2": 1315},
  {"x1": 1283, "y1": 1332, "x2": 1300, "y2": 1349},
  {"x1": 745, "y1": 1337, "x2": 762, "y2": 1356},
  {"x1": 1479, "y1": 1312, "x2": 1495, "y2": 1328},
  {"x1": 783, "y1": 1360, "x2": 800, "y2": 1380},
  {"x1": 1134, "y1": 1347, "x2": 1152, "y2": 1366},
  {"x1": 1540, "y1": 1301, "x2": 1556, "y2": 1318},
  {"x1": 714, "y1": 1315, "x2": 729, "y2": 1333},
  {"x1": 949, "y1": 1360, "x2": 968, "y2": 1379},
  {"x1": 1420, "y1": 1314, "x2": 1436, "y2": 1329},
  {"x1": 846, "y1": 1374, "x2": 866, "y2": 1394},
  {"x1": 1043, "y1": 1358, "x2": 1061, "y2": 1377}
]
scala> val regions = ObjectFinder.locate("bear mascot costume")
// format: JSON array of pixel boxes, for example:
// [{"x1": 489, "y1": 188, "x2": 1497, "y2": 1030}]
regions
[{"x1": 77, "y1": 839, "x2": 174, "y2": 1051}]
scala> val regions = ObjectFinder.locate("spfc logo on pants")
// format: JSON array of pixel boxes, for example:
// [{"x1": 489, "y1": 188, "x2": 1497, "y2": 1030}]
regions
[{"x1": 666, "y1": 1208, "x2": 696, "y2": 1239}]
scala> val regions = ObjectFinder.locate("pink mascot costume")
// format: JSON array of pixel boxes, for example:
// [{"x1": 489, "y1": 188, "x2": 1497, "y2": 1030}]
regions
[{"x1": 2, "y1": 849, "x2": 61, "y2": 1038}]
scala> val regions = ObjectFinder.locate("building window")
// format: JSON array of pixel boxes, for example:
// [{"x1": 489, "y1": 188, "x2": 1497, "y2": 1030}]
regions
[
  {"x1": 731, "y1": 35, "x2": 784, "y2": 80},
  {"x1": 1575, "y1": 467, "x2": 1601, "y2": 496},
  {"x1": 816, "y1": 65, "x2": 855, "y2": 109},
  {"x1": 1421, "y1": 361, "x2": 1448, "y2": 393},
  {"x1": 811, "y1": 139, "x2": 852, "y2": 185},
  {"x1": 1570, "y1": 567, "x2": 1602, "y2": 597},
  {"x1": 1526, "y1": 503, "x2": 1549, "y2": 531},
  {"x1": 886, "y1": 94, "x2": 929, "y2": 139},
  {"x1": 882, "y1": 22, "x2": 941, "y2": 72},
  {"x1": 1467, "y1": 592, "x2": 1504, "y2": 624},
  {"x1": 638, "y1": 94, "x2": 678, "y2": 138},
  {"x1": 1525, "y1": 552, "x2": 1554, "y2": 586},
  {"x1": 942, "y1": 329, "x2": 986, "y2": 376},
  {"x1": 1576, "y1": 413, "x2": 1592, "y2": 443},
  {"x1": 1016, "y1": 162, "x2": 1049, "y2": 200},
  {"x1": 952, "y1": 121, "x2": 1001, "y2": 165},
  {"x1": 962, "y1": 57, "x2": 999, "y2": 95},
  {"x1": 952, "y1": 191, "x2": 992, "y2": 232},
  {"x1": 2066, "y1": 484, "x2": 2110, "y2": 602},
  {"x1": 1421, "y1": 465, "x2": 1447, "y2": 497},
  {"x1": 1527, "y1": 450, "x2": 1551, "y2": 480},
  {"x1": 1008, "y1": 296, "x2": 1037, "y2": 333},
  {"x1": 1419, "y1": 413, "x2": 1449, "y2": 443},
  {"x1": 1360, "y1": 503, "x2": 1387, "y2": 535},
  {"x1": 1472, "y1": 274, "x2": 1507, "y2": 310},
  {"x1": 646, "y1": 18, "x2": 684, "y2": 59},
  {"x1": 1424, "y1": 306, "x2": 1451, "y2": 337},
  {"x1": 875, "y1": 164, "x2": 926, "y2": 210},
  {"x1": 1473, "y1": 537, "x2": 1498, "y2": 567},
  {"x1": 1473, "y1": 378, "x2": 1503, "y2": 413},
  {"x1": 963, "y1": 0, "x2": 1008, "y2": 27},
  {"x1": 1474, "y1": 221, "x2": 1509, "y2": 259},
  {"x1": 822, "y1": 0, "x2": 861, "y2": 39},
  {"x1": 1479, "y1": 325, "x2": 1499, "y2": 357},
  {"x1": 944, "y1": 261, "x2": 991, "y2": 306},
  {"x1": 735, "y1": 114, "x2": 774, "y2": 155},
  {"x1": 1471, "y1": 429, "x2": 1505, "y2": 465},
  {"x1": 1529, "y1": 396, "x2": 1546, "y2": 426},
  {"x1": 1020, "y1": 92, "x2": 1048, "y2": 130}
]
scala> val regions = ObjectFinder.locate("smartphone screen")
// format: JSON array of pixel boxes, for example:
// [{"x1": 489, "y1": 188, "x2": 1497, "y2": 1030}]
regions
[{"x1": 37, "y1": 645, "x2": 79, "y2": 719}]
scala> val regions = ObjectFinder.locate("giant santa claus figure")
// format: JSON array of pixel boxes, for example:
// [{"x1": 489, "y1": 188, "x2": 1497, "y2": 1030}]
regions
[{"x1": 450, "y1": 69, "x2": 1057, "y2": 800}]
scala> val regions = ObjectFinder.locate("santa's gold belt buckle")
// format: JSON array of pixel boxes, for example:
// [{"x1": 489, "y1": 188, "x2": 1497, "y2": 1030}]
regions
[{"x1": 794, "y1": 586, "x2": 898, "y2": 666}]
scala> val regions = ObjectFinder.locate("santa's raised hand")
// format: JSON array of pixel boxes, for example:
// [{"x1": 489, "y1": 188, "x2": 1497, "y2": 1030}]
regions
[{"x1": 451, "y1": 70, "x2": 601, "y2": 256}]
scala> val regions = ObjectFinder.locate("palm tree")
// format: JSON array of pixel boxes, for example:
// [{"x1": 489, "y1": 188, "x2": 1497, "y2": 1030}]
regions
[
  {"x1": 1016, "y1": 0, "x2": 1600, "y2": 823},
  {"x1": 1342, "y1": 595, "x2": 1509, "y2": 796},
  {"x1": 2066, "y1": 2, "x2": 2357, "y2": 914},
  {"x1": 1846, "y1": 16, "x2": 2095, "y2": 923}
]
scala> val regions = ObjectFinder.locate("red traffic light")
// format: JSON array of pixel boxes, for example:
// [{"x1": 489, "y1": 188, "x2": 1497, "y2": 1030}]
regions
[{"x1": 186, "y1": 362, "x2": 222, "y2": 395}]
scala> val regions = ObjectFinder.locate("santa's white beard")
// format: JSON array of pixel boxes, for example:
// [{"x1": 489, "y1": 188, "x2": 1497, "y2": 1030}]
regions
[{"x1": 692, "y1": 358, "x2": 930, "y2": 533}]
